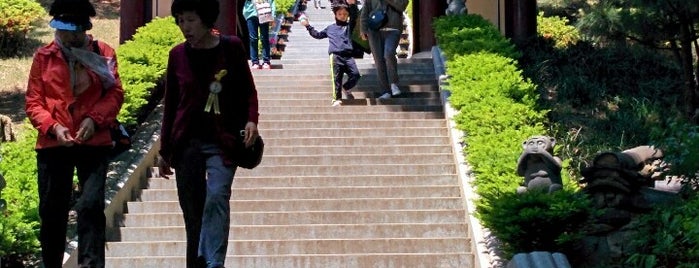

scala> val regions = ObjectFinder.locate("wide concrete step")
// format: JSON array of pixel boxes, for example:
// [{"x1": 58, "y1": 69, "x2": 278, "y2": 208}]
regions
[
  {"x1": 106, "y1": 238, "x2": 471, "y2": 256},
  {"x1": 235, "y1": 154, "x2": 454, "y2": 166},
  {"x1": 259, "y1": 127, "x2": 448, "y2": 138},
  {"x1": 117, "y1": 223, "x2": 469, "y2": 241},
  {"x1": 232, "y1": 164, "x2": 456, "y2": 177},
  {"x1": 106, "y1": 253, "x2": 474, "y2": 268},
  {"x1": 273, "y1": 57, "x2": 432, "y2": 65},
  {"x1": 259, "y1": 136, "x2": 449, "y2": 147},
  {"x1": 123, "y1": 209, "x2": 467, "y2": 226},
  {"x1": 148, "y1": 175, "x2": 460, "y2": 188},
  {"x1": 251, "y1": 66, "x2": 436, "y2": 76},
  {"x1": 258, "y1": 105, "x2": 444, "y2": 113},
  {"x1": 255, "y1": 84, "x2": 439, "y2": 93},
  {"x1": 126, "y1": 197, "x2": 466, "y2": 213},
  {"x1": 256, "y1": 119, "x2": 444, "y2": 128},
  {"x1": 140, "y1": 185, "x2": 462, "y2": 201},
  {"x1": 259, "y1": 111, "x2": 445, "y2": 120},
  {"x1": 253, "y1": 78, "x2": 436, "y2": 87},
  {"x1": 239, "y1": 144, "x2": 452, "y2": 155},
  {"x1": 258, "y1": 97, "x2": 443, "y2": 107}
]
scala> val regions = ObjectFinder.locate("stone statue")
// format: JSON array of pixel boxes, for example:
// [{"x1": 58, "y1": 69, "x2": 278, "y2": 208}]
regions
[
  {"x1": 0, "y1": 172, "x2": 5, "y2": 211},
  {"x1": 516, "y1": 136, "x2": 563, "y2": 194},
  {"x1": 446, "y1": 0, "x2": 467, "y2": 15},
  {"x1": 0, "y1": 114, "x2": 15, "y2": 143},
  {"x1": 0, "y1": 114, "x2": 11, "y2": 211}
]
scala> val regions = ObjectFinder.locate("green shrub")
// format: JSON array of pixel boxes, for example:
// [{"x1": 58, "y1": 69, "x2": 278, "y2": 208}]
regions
[
  {"x1": 623, "y1": 196, "x2": 699, "y2": 267},
  {"x1": 275, "y1": 0, "x2": 296, "y2": 15},
  {"x1": 537, "y1": 12, "x2": 580, "y2": 49},
  {"x1": 477, "y1": 190, "x2": 596, "y2": 259},
  {"x1": 0, "y1": 123, "x2": 40, "y2": 260},
  {"x1": 433, "y1": 14, "x2": 519, "y2": 60},
  {"x1": 0, "y1": 0, "x2": 46, "y2": 57},
  {"x1": 116, "y1": 16, "x2": 184, "y2": 126}
]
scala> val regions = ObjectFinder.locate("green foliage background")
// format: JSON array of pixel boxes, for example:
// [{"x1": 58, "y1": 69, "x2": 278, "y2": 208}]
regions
[{"x1": 0, "y1": 123, "x2": 40, "y2": 258}]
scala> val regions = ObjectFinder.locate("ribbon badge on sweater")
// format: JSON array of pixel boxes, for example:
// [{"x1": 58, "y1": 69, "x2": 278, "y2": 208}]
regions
[{"x1": 205, "y1": 69, "x2": 227, "y2": 114}]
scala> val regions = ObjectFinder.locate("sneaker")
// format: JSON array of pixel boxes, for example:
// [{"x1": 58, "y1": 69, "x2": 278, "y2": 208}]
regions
[
  {"x1": 262, "y1": 62, "x2": 271, "y2": 69},
  {"x1": 391, "y1": 83, "x2": 401, "y2": 96},
  {"x1": 377, "y1": 92, "x2": 391, "y2": 100},
  {"x1": 331, "y1": 100, "x2": 342, "y2": 106},
  {"x1": 343, "y1": 89, "x2": 355, "y2": 100},
  {"x1": 250, "y1": 62, "x2": 261, "y2": 69}
]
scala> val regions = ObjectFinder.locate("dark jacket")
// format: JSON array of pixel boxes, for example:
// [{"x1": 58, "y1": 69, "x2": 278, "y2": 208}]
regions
[
  {"x1": 160, "y1": 35, "x2": 259, "y2": 166},
  {"x1": 305, "y1": 4, "x2": 359, "y2": 55}
]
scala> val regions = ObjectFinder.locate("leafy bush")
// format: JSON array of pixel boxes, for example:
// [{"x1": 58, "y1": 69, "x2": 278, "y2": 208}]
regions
[
  {"x1": 116, "y1": 16, "x2": 184, "y2": 126},
  {"x1": 434, "y1": 7, "x2": 593, "y2": 263},
  {"x1": 0, "y1": 0, "x2": 46, "y2": 57},
  {"x1": 275, "y1": 0, "x2": 297, "y2": 15},
  {"x1": 477, "y1": 190, "x2": 596, "y2": 259},
  {"x1": 537, "y1": 12, "x2": 580, "y2": 49},
  {"x1": 0, "y1": 123, "x2": 40, "y2": 262},
  {"x1": 433, "y1": 14, "x2": 519, "y2": 60},
  {"x1": 650, "y1": 120, "x2": 699, "y2": 183},
  {"x1": 623, "y1": 196, "x2": 699, "y2": 267}
]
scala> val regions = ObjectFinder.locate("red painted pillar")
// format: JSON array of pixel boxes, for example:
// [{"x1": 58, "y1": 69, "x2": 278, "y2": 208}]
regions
[
  {"x1": 414, "y1": 0, "x2": 447, "y2": 52},
  {"x1": 216, "y1": 0, "x2": 238, "y2": 36},
  {"x1": 119, "y1": 1, "x2": 146, "y2": 44}
]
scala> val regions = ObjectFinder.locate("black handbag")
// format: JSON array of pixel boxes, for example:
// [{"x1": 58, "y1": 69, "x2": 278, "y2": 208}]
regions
[{"x1": 237, "y1": 135, "x2": 264, "y2": 169}]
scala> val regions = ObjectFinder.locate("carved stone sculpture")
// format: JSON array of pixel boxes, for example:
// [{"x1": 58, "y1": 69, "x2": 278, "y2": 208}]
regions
[
  {"x1": 0, "y1": 114, "x2": 15, "y2": 143},
  {"x1": 581, "y1": 146, "x2": 665, "y2": 226},
  {"x1": 516, "y1": 136, "x2": 563, "y2": 194},
  {"x1": 446, "y1": 0, "x2": 467, "y2": 15},
  {"x1": 0, "y1": 172, "x2": 5, "y2": 211}
]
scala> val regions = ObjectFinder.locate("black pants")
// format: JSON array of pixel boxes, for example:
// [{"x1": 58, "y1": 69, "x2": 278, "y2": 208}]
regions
[
  {"x1": 36, "y1": 146, "x2": 110, "y2": 268},
  {"x1": 173, "y1": 142, "x2": 208, "y2": 268},
  {"x1": 331, "y1": 53, "x2": 361, "y2": 101}
]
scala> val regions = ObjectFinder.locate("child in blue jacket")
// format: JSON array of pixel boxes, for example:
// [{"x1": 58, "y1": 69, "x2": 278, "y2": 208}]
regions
[{"x1": 301, "y1": 0, "x2": 361, "y2": 106}]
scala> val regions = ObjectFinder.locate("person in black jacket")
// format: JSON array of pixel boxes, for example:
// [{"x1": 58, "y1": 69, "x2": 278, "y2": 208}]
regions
[{"x1": 301, "y1": 0, "x2": 361, "y2": 107}]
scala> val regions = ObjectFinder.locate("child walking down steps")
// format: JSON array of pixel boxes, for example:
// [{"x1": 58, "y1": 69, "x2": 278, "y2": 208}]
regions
[{"x1": 301, "y1": 0, "x2": 361, "y2": 107}]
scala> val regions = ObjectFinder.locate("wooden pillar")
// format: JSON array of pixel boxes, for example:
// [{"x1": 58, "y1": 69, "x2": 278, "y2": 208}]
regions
[
  {"x1": 413, "y1": 0, "x2": 447, "y2": 52},
  {"x1": 119, "y1": 1, "x2": 146, "y2": 44},
  {"x1": 504, "y1": 0, "x2": 536, "y2": 45},
  {"x1": 216, "y1": 0, "x2": 238, "y2": 36}
]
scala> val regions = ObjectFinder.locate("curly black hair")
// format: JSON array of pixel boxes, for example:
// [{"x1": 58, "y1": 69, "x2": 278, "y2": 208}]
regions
[{"x1": 171, "y1": 0, "x2": 220, "y2": 29}]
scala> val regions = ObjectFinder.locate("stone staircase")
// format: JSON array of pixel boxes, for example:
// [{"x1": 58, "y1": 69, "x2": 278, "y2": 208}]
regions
[{"x1": 104, "y1": 6, "x2": 478, "y2": 267}]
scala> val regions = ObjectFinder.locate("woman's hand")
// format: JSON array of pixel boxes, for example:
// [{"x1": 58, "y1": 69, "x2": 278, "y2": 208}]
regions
[
  {"x1": 243, "y1": 121, "x2": 259, "y2": 148},
  {"x1": 76, "y1": 117, "x2": 95, "y2": 142},
  {"x1": 52, "y1": 124, "x2": 75, "y2": 146}
]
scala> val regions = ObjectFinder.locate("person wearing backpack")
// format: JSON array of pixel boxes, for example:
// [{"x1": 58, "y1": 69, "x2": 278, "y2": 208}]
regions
[
  {"x1": 359, "y1": 0, "x2": 408, "y2": 99},
  {"x1": 24, "y1": 0, "x2": 124, "y2": 267}
]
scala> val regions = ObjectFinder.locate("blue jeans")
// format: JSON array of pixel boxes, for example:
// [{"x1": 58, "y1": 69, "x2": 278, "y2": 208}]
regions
[
  {"x1": 175, "y1": 142, "x2": 236, "y2": 268},
  {"x1": 246, "y1": 17, "x2": 271, "y2": 64},
  {"x1": 367, "y1": 29, "x2": 401, "y2": 95}
]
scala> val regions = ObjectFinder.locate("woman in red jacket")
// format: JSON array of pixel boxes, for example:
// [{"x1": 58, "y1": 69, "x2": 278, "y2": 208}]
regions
[{"x1": 24, "y1": 0, "x2": 124, "y2": 267}]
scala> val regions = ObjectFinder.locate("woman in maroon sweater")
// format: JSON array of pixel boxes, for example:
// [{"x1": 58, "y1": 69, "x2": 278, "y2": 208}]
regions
[{"x1": 157, "y1": 0, "x2": 259, "y2": 267}]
